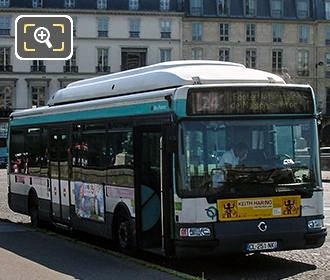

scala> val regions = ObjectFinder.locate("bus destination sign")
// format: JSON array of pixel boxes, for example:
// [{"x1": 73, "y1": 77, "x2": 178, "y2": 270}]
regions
[{"x1": 187, "y1": 87, "x2": 314, "y2": 115}]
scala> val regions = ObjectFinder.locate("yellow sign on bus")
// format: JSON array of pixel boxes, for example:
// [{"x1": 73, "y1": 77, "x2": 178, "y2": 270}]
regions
[{"x1": 217, "y1": 195, "x2": 301, "y2": 221}]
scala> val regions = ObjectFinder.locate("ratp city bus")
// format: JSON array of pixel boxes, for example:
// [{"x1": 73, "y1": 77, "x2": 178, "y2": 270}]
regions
[{"x1": 8, "y1": 61, "x2": 327, "y2": 257}]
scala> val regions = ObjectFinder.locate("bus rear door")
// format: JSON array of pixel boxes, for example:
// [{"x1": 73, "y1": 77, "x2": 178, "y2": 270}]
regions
[{"x1": 49, "y1": 128, "x2": 71, "y2": 223}]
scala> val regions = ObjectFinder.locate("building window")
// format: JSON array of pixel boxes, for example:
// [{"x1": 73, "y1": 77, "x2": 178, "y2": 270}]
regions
[
  {"x1": 0, "y1": 47, "x2": 12, "y2": 72},
  {"x1": 272, "y1": 49, "x2": 283, "y2": 72},
  {"x1": 297, "y1": 50, "x2": 309, "y2": 76},
  {"x1": 121, "y1": 48, "x2": 147, "y2": 70},
  {"x1": 272, "y1": 23, "x2": 283, "y2": 42},
  {"x1": 219, "y1": 48, "x2": 230, "y2": 61},
  {"x1": 64, "y1": 0, "x2": 75, "y2": 8},
  {"x1": 190, "y1": 0, "x2": 202, "y2": 16},
  {"x1": 0, "y1": 0, "x2": 9, "y2": 7},
  {"x1": 32, "y1": 0, "x2": 43, "y2": 8},
  {"x1": 160, "y1": 19, "x2": 171, "y2": 38},
  {"x1": 0, "y1": 16, "x2": 10, "y2": 36},
  {"x1": 160, "y1": 0, "x2": 170, "y2": 11},
  {"x1": 192, "y1": 22, "x2": 203, "y2": 41},
  {"x1": 129, "y1": 0, "x2": 139, "y2": 10},
  {"x1": 219, "y1": 23, "x2": 229, "y2": 41},
  {"x1": 245, "y1": 0, "x2": 256, "y2": 16},
  {"x1": 97, "y1": 0, "x2": 107, "y2": 9},
  {"x1": 0, "y1": 85, "x2": 12, "y2": 109},
  {"x1": 298, "y1": 25, "x2": 309, "y2": 43},
  {"x1": 326, "y1": 26, "x2": 330, "y2": 45},
  {"x1": 64, "y1": 48, "x2": 78, "y2": 73},
  {"x1": 326, "y1": 53, "x2": 330, "y2": 66},
  {"x1": 72, "y1": 16, "x2": 77, "y2": 37},
  {"x1": 217, "y1": 0, "x2": 230, "y2": 16},
  {"x1": 246, "y1": 49, "x2": 256, "y2": 68},
  {"x1": 160, "y1": 49, "x2": 171, "y2": 62},
  {"x1": 297, "y1": 0, "x2": 309, "y2": 18},
  {"x1": 129, "y1": 18, "x2": 140, "y2": 38},
  {"x1": 271, "y1": 0, "x2": 282, "y2": 17},
  {"x1": 31, "y1": 86, "x2": 45, "y2": 107},
  {"x1": 326, "y1": 0, "x2": 330, "y2": 19},
  {"x1": 98, "y1": 17, "x2": 109, "y2": 37},
  {"x1": 192, "y1": 48, "x2": 203, "y2": 60},
  {"x1": 97, "y1": 48, "x2": 110, "y2": 73},
  {"x1": 246, "y1": 23, "x2": 256, "y2": 42},
  {"x1": 31, "y1": 60, "x2": 45, "y2": 72}
]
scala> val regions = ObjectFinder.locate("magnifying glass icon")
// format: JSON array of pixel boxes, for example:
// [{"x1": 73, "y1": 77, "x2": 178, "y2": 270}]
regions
[{"x1": 34, "y1": 27, "x2": 53, "y2": 49}]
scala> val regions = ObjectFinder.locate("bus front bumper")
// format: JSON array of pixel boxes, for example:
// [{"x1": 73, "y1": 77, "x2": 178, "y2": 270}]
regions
[{"x1": 174, "y1": 216, "x2": 327, "y2": 257}]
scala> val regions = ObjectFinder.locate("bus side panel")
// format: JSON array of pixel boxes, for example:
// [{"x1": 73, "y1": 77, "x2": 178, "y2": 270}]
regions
[
  {"x1": 8, "y1": 174, "x2": 52, "y2": 221},
  {"x1": 8, "y1": 175, "x2": 30, "y2": 215}
]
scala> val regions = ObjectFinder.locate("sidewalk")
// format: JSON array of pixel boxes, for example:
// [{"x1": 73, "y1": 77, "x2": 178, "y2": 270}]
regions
[{"x1": 0, "y1": 221, "x2": 184, "y2": 280}]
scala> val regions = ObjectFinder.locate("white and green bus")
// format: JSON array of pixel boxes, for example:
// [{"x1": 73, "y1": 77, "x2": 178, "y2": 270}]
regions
[{"x1": 8, "y1": 61, "x2": 327, "y2": 257}]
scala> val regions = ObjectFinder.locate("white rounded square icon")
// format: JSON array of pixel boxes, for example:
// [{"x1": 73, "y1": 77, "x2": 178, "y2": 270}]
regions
[{"x1": 15, "y1": 15, "x2": 73, "y2": 60}]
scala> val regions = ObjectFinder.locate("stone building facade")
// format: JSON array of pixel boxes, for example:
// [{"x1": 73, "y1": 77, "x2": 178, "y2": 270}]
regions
[
  {"x1": 0, "y1": 0, "x2": 183, "y2": 113},
  {"x1": 183, "y1": 0, "x2": 330, "y2": 114}
]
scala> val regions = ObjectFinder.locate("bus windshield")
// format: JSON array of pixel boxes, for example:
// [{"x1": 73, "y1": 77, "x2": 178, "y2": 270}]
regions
[{"x1": 178, "y1": 119, "x2": 320, "y2": 198}]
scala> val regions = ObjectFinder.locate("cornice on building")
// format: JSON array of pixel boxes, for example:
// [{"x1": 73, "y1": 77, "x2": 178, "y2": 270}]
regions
[{"x1": 0, "y1": 8, "x2": 184, "y2": 17}]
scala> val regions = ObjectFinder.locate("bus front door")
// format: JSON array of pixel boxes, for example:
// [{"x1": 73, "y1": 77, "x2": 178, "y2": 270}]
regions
[
  {"x1": 49, "y1": 129, "x2": 70, "y2": 223},
  {"x1": 134, "y1": 126, "x2": 173, "y2": 255}
]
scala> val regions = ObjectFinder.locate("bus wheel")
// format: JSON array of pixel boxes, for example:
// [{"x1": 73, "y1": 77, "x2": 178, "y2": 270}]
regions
[
  {"x1": 29, "y1": 194, "x2": 39, "y2": 228},
  {"x1": 115, "y1": 213, "x2": 133, "y2": 253}
]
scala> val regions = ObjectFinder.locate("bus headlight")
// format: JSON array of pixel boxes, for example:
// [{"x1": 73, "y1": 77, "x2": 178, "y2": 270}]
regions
[{"x1": 307, "y1": 219, "x2": 324, "y2": 230}]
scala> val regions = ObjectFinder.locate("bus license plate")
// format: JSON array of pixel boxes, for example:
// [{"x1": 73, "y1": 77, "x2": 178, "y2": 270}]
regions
[{"x1": 246, "y1": 241, "x2": 278, "y2": 252}]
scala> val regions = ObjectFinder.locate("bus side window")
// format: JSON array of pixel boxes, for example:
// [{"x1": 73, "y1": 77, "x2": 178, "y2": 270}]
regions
[
  {"x1": 107, "y1": 130, "x2": 133, "y2": 187},
  {"x1": 40, "y1": 128, "x2": 49, "y2": 177},
  {"x1": 10, "y1": 128, "x2": 25, "y2": 174},
  {"x1": 26, "y1": 128, "x2": 41, "y2": 176},
  {"x1": 80, "y1": 123, "x2": 107, "y2": 184}
]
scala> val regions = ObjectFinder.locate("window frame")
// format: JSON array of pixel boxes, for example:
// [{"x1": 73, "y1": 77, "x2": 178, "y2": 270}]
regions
[
  {"x1": 64, "y1": 0, "x2": 75, "y2": 8},
  {"x1": 298, "y1": 25, "x2": 309, "y2": 43},
  {"x1": 97, "y1": 17, "x2": 109, "y2": 38},
  {"x1": 0, "y1": 0, "x2": 9, "y2": 8},
  {"x1": 245, "y1": 48, "x2": 257, "y2": 69},
  {"x1": 297, "y1": 49, "x2": 310, "y2": 76},
  {"x1": 219, "y1": 23, "x2": 230, "y2": 41},
  {"x1": 97, "y1": 0, "x2": 108, "y2": 9},
  {"x1": 192, "y1": 22, "x2": 203, "y2": 41},
  {"x1": 271, "y1": 0, "x2": 283, "y2": 18},
  {"x1": 219, "y1": 48, "x2": 230, "y2": 62},
  {"x1": 217, "y1": 0, "x2": 230, "y2": 16},
  {"x1": 272, "y1": 49, "x2": 283, "y2": 72},
  {"x1": 244, "y1": 0, "x2": 256, "y2": 17},
  {"x1": 32, "y1": 0, "x2": 43, "y2": 8},
  {"x1": 272, "y1": 23, "x2": 283, "y2": 43},
  {"x1": 246, "y1": 23, "x2": 256, "y2": 42},
  {"x1": 129, "y1": 0, "x2": 139, "y2": 11},
  {"x1": 296, "y1": 0, "x2": 310, "y2": 18},
  {"x1": 160, "y1": 0, "x2": 170, "y2": 11},
  {"x1": 192, "y1": 48, "x2": 203, "y2": 60}
]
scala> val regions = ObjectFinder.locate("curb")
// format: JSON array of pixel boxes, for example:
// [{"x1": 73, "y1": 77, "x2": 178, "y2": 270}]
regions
[{"x1": 31, "y1": 225, "x2": 201, "y2": 280}]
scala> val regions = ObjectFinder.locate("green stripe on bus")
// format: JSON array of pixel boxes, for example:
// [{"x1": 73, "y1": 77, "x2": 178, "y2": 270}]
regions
[{"x1": 11, "y1": 101, "x2": 170, "y2": 126}]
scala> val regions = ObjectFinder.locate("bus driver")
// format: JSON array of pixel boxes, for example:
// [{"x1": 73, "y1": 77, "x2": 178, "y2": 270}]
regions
[{"x1": 219, "y1": 142, "x2": 249, "y2": 168}]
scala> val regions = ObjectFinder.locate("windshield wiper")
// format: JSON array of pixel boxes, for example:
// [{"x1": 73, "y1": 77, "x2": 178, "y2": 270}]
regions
[{"x1": 275, "y1": 182, "x2": 313, "y2": 196}]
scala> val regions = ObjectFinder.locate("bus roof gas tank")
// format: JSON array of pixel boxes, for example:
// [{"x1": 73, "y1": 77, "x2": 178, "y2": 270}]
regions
[{"x1": 48, "y1": 60, "x2": 285, "y2": 106}]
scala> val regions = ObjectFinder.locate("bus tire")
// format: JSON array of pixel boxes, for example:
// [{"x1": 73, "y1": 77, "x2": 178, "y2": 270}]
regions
[
  {"x1": 114, "y1": 211, "x2": 133, "y2": 253},
  {"x1": 28, "y1": 192, "x2": 39, "y2": 228}
]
